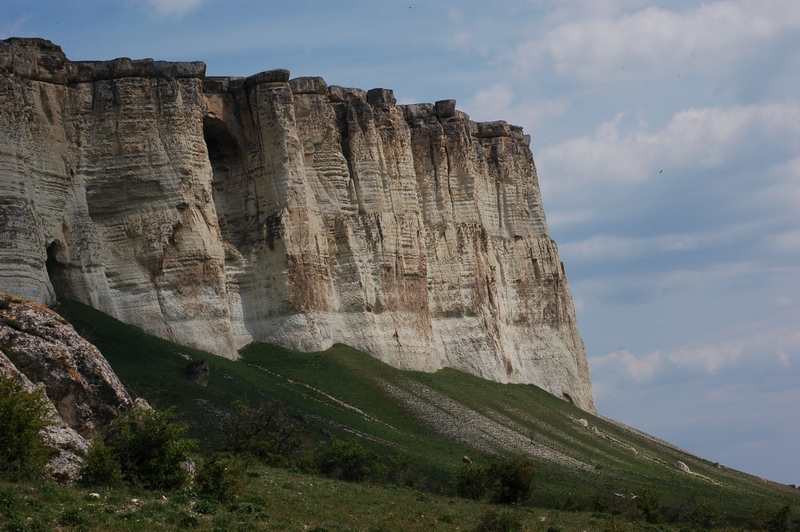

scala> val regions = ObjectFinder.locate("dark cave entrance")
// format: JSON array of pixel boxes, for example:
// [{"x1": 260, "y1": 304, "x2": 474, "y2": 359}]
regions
[
  {"x1": 45, "y1": 241, "x2": 70, "y2": 300},
  {"x1": 203, "y1": 115, "x2": 245, "y2": 245}
]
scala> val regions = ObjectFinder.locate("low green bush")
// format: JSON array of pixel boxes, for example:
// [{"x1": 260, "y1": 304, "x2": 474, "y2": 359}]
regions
[
  {"x1": 312, "y1": 437, "x2": 380, "y2": 482},
  {"x1": 455, "y1": 463, "x2": 490, "y2": 500},
  {"x1": 217, "y1": 399, "x2": 308, "y2": 467},
  {"x1": 385, "y1": 451, "x2": 422, "y2": 488},
  {"x1": 487, "y1": 457, "x2": 536, "y2": 505},
  {"x1": 753, "y1": 504, "x2": 793, "y2": 532},
  {"x1": 635, "y1": 485, "x2": 665, "y2": 524},
  {"x1": 473, "y1": 506, "x2": 523, "y2": 532},
  {"x1": 103, "y1": 402, "x2": 196, "y2": 490},
  {"x1": 78, "y1": 439, "x2": 122, "y2": 487},
  {"x1": 686, "y1": 501, "x2": 720, "y2": 530},
  {"x1": 193, "y1": 498, "x2": 217, "y2": 515},
  {"x1": 0, "y1": 374, "x2": 53, "y2": 480},
  {"x1": 195, "y1": 452, "x2": 243, "y2": 503}
]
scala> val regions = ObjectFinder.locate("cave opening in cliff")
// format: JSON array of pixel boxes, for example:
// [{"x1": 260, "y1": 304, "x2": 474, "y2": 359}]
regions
[
  {"x1": 46, "y1": 241, "x2": 70, "y2": 300},
  {"x1": 203, "y1": 115, "x2": 245, "y2": 244}
]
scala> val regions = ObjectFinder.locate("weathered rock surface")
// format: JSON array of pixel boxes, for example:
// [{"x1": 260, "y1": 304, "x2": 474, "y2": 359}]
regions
[
  {"x1": 185, "y1": 358, "x2": 210, "y2": 386},
  {"x1": 0, "y1": 38, "x2": 595, "y2": 412},
  {"x1": 0, "y1": 292, "x2": 133, "y2": 480}
]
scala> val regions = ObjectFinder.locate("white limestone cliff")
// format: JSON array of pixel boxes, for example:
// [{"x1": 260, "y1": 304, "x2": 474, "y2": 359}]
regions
[{"x1": 0, "y1": 38, "x2": 595, "y2": 412}]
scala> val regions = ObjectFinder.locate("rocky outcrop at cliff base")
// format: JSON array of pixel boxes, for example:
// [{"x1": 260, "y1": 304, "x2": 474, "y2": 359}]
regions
[
  {"x1": 0, "y1": 38, "x2": 595, "y2": 412},
  {"x1": 0, "y1": 293, "x2": 132, "y2": 481}
]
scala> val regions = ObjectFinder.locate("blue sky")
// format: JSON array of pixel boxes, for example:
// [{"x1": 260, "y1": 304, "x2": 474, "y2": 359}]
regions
[{"x1": 3, "y1": 0, "x2": 799, "y2": 485}]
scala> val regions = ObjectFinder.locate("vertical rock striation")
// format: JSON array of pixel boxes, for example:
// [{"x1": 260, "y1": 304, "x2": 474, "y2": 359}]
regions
[{"x1": 0, "y1": 38, "x2": 594, "y2": 411}]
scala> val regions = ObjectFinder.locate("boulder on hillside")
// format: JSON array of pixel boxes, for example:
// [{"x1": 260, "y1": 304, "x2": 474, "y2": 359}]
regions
[
  {"x1": 185, "y1": 358, "x2": 210, "y2": 386},
  {"x1": 0, "y1": 293, "x2": 133, "y2": 481}
]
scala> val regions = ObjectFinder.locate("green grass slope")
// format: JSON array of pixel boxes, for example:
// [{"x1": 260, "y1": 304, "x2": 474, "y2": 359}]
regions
[{"x1": 58, "y1": 300, "x2": 799, "y2": 526}]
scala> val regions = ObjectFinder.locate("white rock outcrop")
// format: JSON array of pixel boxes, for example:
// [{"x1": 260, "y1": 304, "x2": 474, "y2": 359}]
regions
[
  {"x1": 0, "y1": 38, "x2": 595, "y2": 412},
  {"x1": 0, "y1": 292, "x2": 133, "y2": 480}
]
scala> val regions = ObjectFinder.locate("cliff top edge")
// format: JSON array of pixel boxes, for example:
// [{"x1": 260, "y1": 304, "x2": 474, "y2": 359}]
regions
[{"x1": 1, "y1": 37, "x2": 529, "y2": 141}]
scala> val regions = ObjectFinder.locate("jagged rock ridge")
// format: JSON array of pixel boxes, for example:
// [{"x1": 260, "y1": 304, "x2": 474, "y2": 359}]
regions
[{"x1": 0, "y1": 38, "x2": 595, "y2": 412}]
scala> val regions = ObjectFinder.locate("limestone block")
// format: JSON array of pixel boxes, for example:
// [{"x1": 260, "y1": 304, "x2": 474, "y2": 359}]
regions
[
  {"x1": 434, "y1": 99, "x2": 457, "y2": 119},
  {"x1": 367, "y1": 88, "x2": 396, "y2": 105},
  {"x1": 290, "y1": 76, "x2": 328, "y2": 95},
  {"x1": 477, "y1": 120, "x2": 512, "y2": 138},
  {"x1": 246, "y1": 68, "x2": 291, "y2": 86}
]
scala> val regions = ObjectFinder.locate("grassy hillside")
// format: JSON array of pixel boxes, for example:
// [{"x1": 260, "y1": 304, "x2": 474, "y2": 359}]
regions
[
  {"x1": 57, "y1": 300, "x2": 799, "y2": 528},
  {"x1": 0, "y1": 467, "x2": 661, "y2": 531}
]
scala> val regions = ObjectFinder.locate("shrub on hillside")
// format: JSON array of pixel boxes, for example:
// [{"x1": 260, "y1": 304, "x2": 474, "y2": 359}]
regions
[
  {"x1": 217, "y1": 399, "x2": 308, "y2": 466},
  {"x1": 591, "y1": 488, "x2": 635, "y2": 517},
  {"x1": 686, "y1": 501, "x2": 720, "y2": 531},
  {"x1": 487, "y1": 457, "x2": 537, "y2": 505},
  {"x1": 455, "y1": 463, "x2": 490, "y2": 500},
  {"x1": 635, "y1": 485, "x2": 665, "y2": 524},
  {"x1": 473, "y1": 506, "x2": 523, "y2": 532},
  {"x1": 765, "y1": 504, "x2": 792, "y2": 532},
  {"x1": 386, "y1": 451, "x2": 422, "y2": 488},
  {"x1": 0, "y1": 374, "x2": 52, "y2": 480},
  {"x1": 78, "y1": 439, "x2": 122, "y2": 487},
  {"x1": 104, "y1": 402, "x2": 196, "y2": 490},
  {"x1": 195, "y1": 453, "x2": 243, "y2": 503},
  {"x1": 312, "y1": 437, "x2": 380, "y2": 482}
]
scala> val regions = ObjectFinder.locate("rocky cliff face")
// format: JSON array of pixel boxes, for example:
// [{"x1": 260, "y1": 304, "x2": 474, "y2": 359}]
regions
[
  {"x1": 0, "y1": 293, "x2": 132, "y2": 480},
  {"x1": 0, "y1": 38, "x2": 595, "y2": 412}
]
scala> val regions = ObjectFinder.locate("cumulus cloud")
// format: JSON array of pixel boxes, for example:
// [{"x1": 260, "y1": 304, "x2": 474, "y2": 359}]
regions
[
  {"x1": 667, "y1": 342, "x2": 745, "y2": 374},
  {"x1": 463, "y1": 85, "x2": 570, "y2": 137},
  {"x1": 514, "y1": 0, "x2": 800, "y2": 83},
  {"x1": 770, "y1": 228, "x2": 800, "y2": 252},
  {"x1": 467, "y1": 84, "x2": 515, "y2": 121},
  {"x1": 758, "y1": 155, "x2": 800, "y2": 213},
  {"x1": 561, "y1": 222, "x2": 765, "y2": 261},
  {"x1": 593, "y1": 321, "x2": 800, "y2": 388},
  {"x1": 538, "y1": 100, "x2": 800, "y2": 207},
  {"x1": 590, "y1": 349, "x2": 662, "y2": 383},
  {"x1": 149, "y1": 0, "x2": 203, "y2": 16}
]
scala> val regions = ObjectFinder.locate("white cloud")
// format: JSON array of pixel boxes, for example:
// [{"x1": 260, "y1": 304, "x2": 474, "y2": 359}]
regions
[
  {"x1": 514, "y1": 0, "x2": 800, "y2": 83},
  {"x1": 467, "y1": 84, "x2": 515, "y2": 120},
  {"x1": 774, "y1": 296, "x2": 793, "y2": 309},
  {"x1": 538, "y1": 100, "x2": 800, "y2": 203},
  {"x1": 444, "y1": 31, "x2": 472, "y2": 49},
  {"x1": 770, "y1": 229, "x2": 800, "y2": 252},
  {"x1": 463, "y1": 85, "x2": 570, "y2": 135},
  {"x1": 561, "y1": 234, "x2": 641, "y2": 261},
  {"x1": 597, "y1": 322, "x2": 800, "y2": 380},
  {"x1": 560, "y1": 222, "x2": 763, "y2": 262},
  {"x1": 544, "y1": 209, "x2": 596, "y2": 229},
  {"x1": 590, "y1": 349, "x2": 662, "y2": 384},
  {"x1": 149, "y1": 0, "x2": 203, "y2": 16},
  {"x1": 659, "y1": 261, "x2": 762, "y2": 290},
  {"x1": 447, "y1": 6, "x2": 465, "y2": 22},
  {"x1": 758, "y1": 156, "x2": 800, "y2": 213},
  {"x1": 667, "y1": 342, "x2": 745, "y2": 374},
  {"x1": 0, "y1": 14, "x2": 30, "y2": 38},
  {"x1": 658, "y1": 103, "x2": 800, "y2": 166}
]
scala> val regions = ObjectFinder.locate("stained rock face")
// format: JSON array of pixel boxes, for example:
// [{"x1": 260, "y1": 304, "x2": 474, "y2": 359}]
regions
[
  {"x1": 0, "y1": 38, "x2": 595, "y2": 412},
  {"x1": 0, "y1": 292, "x2": 133, "y2": 480},
  {"x1": 185, "y1": 358, "x2": 210, "y2": 386}
]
